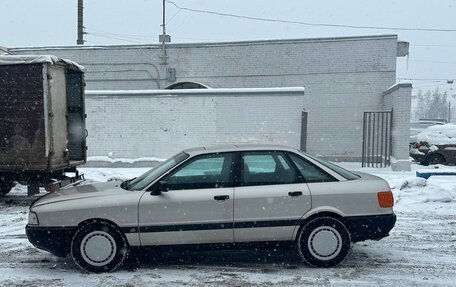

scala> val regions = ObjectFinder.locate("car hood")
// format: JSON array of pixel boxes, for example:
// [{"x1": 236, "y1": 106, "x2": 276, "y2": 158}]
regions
[{"x1": 32, "y1": 181, "x2": 128, "y2": 207}]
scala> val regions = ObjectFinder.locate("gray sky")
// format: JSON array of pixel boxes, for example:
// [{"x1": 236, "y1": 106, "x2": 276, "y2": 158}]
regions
[{"x1": 1, "y1": 0, "x2": 455, "y2": 94}]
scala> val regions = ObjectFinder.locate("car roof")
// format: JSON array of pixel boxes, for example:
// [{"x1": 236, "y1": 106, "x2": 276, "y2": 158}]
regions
[{"x1": 182, "y1": 144, "x2": 299, "y2": 156}]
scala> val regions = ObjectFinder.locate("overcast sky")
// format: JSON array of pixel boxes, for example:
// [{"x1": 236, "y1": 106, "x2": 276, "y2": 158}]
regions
[{"x1": 1, "y1": 0, "x2": 455, "y2": 94}]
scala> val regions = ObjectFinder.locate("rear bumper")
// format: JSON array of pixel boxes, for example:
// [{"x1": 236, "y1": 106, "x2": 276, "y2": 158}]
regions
[
  {"x1": 346, "y1": 213, "x2": 396, "y2": 242},
  {"x1": 26, "y1": 225, "x2": 74, "y2": 257}
]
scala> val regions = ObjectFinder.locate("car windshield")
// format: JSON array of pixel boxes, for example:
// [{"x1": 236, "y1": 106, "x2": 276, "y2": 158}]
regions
[
  {"x1": 125, "y1": 152, "x2": 189, "y2": 190},
  {"x1": 301, "y1": 152, "x2": 360, "y2": 180}
]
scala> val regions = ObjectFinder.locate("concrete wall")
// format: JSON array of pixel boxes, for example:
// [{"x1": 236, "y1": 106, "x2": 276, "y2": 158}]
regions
[
  {"x1": 85, "y1": 88, "x2": 305, "y2": 159},
  {"x1": 10, "y1": 35, "x2": 408, "y2": 162}
]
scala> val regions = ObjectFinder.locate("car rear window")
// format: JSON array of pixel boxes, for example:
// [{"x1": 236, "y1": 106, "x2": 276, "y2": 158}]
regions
[{"x1": 301, "y1": 152, "x2": 360, "y2": 180}]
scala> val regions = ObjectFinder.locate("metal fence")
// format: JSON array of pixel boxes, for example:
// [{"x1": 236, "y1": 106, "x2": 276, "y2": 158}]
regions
[{"x1": 362, "y1": 110, "x2": 393, "y2": 168}]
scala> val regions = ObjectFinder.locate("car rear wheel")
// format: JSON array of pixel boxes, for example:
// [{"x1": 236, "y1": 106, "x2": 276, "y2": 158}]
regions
[
  {"x1": 71, "y1": 221, "x2": 128, "y2": 273},
  {"x1": 425, "y1": 154, "x2": 446, "y2": 165},
  {"x1": 297, "y1": 217, "x2": 351, "y2": 267}
]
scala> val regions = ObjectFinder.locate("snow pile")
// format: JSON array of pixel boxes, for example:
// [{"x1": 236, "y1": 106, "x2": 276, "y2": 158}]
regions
[
  {"x1": 396, "y1": 176, "x2": 455, "y2": 207},
  {"x1": 429, "y1": 145, "x2": 439, "y2": 152},
  {"x1": 412, "y1": 124, "x2": 456, "y2": 145},
  {"x1": 399, "y1": 176, "x2": 427, "y2": 190},
  {"x1": 336, "y1": 163, "x2": 456, "y2": 215},
  {"x1": 87, "y1": 156, "x2": 166, "y2": 164},
  {"x1": 79, "y1": 167, "x2": 150, "y2": 183},
  {"x1": 409, "y1": 147, "x2": 424, "y2": 155},
  {"x1": 0, "y1": 54, "x2": 85, "y2": 71}
]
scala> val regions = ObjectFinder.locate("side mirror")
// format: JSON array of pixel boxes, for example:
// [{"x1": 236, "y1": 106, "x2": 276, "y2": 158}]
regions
[{"x1": 150, "y1": 180, "x2": 168, "y2": 196}]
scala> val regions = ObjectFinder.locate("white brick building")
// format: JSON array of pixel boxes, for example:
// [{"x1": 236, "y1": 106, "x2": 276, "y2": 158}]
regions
[{"x1": 8, "y1": 34, "x2": 411, "y2": 170}]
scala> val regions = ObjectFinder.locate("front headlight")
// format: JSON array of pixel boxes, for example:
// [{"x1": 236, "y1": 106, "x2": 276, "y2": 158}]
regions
[{"x1": 28, "y1": 212, "x2": 39, "y2": 225}]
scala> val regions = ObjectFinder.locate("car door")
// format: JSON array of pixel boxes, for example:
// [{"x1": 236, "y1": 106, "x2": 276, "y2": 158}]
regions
[
  {"x1": 233, "y1": 151, "x2": 311, "y2": 242},
  {"x1": 138, "y1": 152, "x2": 235, "y2": 246}
]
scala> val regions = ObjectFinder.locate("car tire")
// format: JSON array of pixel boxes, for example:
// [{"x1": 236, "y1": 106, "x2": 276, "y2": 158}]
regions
[
  {"x1": 297, "y1": 217, "x2": 351, "y2": 267},
  {"x1": 425, "y1": 154, "x2": 446, "y2": 165},
  {"x1": 71, "y1": 221, "x2": 128, "y2": 273}
]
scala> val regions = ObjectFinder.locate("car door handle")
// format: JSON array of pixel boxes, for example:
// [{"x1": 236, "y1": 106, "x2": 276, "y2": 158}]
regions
[
  {"x1": 288, "y1": 191, "x2": 303, "y2": 197},
  {"x1": 214, "y1": 195, "x2": 230, "y2": 201}
]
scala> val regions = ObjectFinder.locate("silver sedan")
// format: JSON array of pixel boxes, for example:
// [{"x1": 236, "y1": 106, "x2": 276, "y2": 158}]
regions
[{"x1": 26, "y1": 145, "x2": 396, "y2": 273}]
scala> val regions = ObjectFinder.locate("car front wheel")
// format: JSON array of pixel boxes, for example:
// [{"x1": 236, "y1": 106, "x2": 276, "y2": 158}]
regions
[
  {"x1": 297, "y1": 217, "x2": 351, "y2": 267},
  {"x1": 71, "y1": 221, "x2": 128, "y2": 273}
]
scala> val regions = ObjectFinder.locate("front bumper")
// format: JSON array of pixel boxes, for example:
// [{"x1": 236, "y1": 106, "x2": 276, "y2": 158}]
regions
[
  {"x1": 409, "y1": 152, "x2": 426, "y2": 163},
  {"x1": 25, "y1": 225, "x2": 74, "y2": 257},
  {"x1": 346, "y1": 213, "x2": 396, "y2": 242}
]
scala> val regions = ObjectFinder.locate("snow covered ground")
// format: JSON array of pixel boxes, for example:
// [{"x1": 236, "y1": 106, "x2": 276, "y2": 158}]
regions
[{"x1": 1, "y1": 163, "x2": 455, "y2": 286}]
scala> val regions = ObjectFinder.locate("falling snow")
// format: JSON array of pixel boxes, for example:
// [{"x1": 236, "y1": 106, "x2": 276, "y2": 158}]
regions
[{"x1": 0, "y1": 162, "x2": 455, "y2": 286}]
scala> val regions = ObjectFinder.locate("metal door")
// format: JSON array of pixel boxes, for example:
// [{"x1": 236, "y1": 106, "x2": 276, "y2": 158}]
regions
[
  {"x1": 138, "y1": 187, "x2": 234, "y2": 245},
  {"x1": 66, "y1": 69, "x2": 86, "y2": 162},
  {"x1": 138, "y1": 153, "x2": 235, "y2": 245},
  {"x1": 233, "y1": 151, "x2": 311, "y2": 242}
]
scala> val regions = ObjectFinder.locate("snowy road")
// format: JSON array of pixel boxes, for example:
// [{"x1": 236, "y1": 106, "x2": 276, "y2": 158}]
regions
[{"x1": 0, "y1": 164, "x2": 455, "y2": 286}]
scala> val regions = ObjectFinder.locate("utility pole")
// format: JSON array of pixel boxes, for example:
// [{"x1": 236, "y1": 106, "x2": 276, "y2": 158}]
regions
[
  {"x1": 159, "y1": 0, "x2": 171, "y2": 64},
  {"x1": 77, "y1": 0, "x2": 85, "y2": 45}
]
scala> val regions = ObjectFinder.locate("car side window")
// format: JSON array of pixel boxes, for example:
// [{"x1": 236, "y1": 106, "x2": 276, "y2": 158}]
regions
[
  {"x1": 242, "y1": 151, "x2": 298, "y2": 186},
  {"x1": 288, "y1": 153, "x2": 336, "y2": 183},
  {"x1": 163, "y1": 153, "x2": 233, "y2": 190}
]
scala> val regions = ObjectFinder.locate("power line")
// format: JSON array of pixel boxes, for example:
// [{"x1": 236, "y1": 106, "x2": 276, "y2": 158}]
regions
[
  {"x1": 412, "y1": 44, "x2": 456, "y2": 47},
  {"x1": 86, "y1": 28, "x2": 153, "y2": 40},
  {"x1": 166, "y1": 0, "x2": 456, "y2": 33},
  {"x1": 413, "y1": 83, "x2": 454, "y2": 89},
  {"x1": 86, "y1": 32, "x2": 146, "y2": 44},
  {"x1": 410, "y1": 59, "x2": 456, "y2": 65}
]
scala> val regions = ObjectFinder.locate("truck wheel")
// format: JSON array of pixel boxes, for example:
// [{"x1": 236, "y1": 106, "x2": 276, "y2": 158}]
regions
[
  {"x1": 0, "y1": 179, "x2": 14, "y2": 196},
  {"x1": 297, "y1": 217, "x2": 351, "y2": 267},
  {"x1": 71, "y1": 221, "x2": 129, "y2": 273},
  {"x1": 425, "y1": 154, "x2": 446, "y2": 165}
]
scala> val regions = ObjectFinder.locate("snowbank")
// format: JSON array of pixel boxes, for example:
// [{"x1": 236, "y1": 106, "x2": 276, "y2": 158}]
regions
[{"x1": 87, "y1": 156, "x2": 166, "y2": 164}]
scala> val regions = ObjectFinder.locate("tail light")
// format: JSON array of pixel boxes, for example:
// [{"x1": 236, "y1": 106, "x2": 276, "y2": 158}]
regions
[{"x1": 377, "y1": 191, "x2": 394, "y2": 208}]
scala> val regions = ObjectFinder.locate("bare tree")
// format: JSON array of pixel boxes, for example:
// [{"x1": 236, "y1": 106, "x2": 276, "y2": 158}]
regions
[{"x1": 415, "y1": 88, "x2": 449, "y2": 121}]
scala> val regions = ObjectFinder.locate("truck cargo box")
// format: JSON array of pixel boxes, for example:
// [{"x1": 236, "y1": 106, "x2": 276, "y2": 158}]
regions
[{"x1": 0, "y1": 55, "x2": 86, "y2": 194}]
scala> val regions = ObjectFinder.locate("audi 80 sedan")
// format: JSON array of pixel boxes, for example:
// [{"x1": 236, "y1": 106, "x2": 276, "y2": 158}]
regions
[{"x1": 26, "y1": 145, "x2": 396, "y2": 273}]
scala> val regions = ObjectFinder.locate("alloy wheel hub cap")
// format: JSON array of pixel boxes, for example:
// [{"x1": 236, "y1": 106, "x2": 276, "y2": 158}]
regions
[
  {"x1": 308, "y1": 226, "x2": 342, "y2": 260},
  {"x1": 80, "y1": 231, "x2": 117, "y2": 266}
]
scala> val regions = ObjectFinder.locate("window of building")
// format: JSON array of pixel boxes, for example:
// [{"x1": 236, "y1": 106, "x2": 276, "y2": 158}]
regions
[{"x1": 165, "y1": 82, "x2": 209, "y2": 90}]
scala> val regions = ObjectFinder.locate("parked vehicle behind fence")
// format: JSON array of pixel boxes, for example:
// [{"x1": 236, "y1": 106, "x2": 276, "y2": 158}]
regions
[{"x1": 410, "y1": 124, "x2": 456, "y2": 165}]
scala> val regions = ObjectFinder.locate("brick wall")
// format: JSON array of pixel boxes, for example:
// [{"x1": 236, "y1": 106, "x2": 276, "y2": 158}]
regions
[
  {"x1": 10, "y1": 35, "x2": 408, "y2": 161},
  {"x1": 383, "y1": 83, "x2": 413, "y2": 171},
  {"x1": 85, "y1": 88, "x2": 305, "y2": 159}
]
